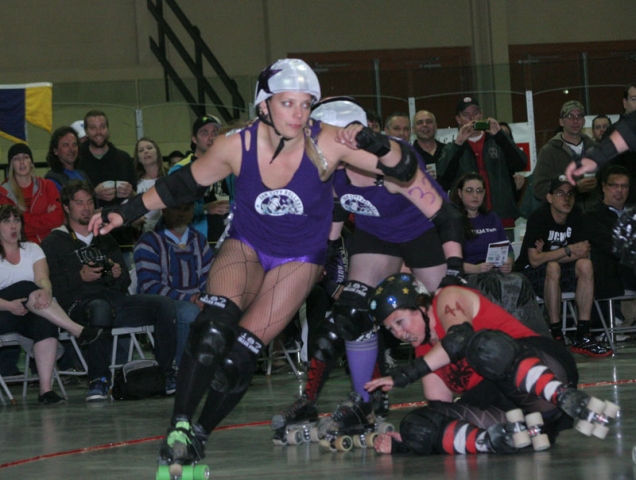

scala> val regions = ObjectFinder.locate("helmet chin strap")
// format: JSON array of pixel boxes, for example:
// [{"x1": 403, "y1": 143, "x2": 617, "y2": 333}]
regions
[
  {"x1": 258, "y1": 98, "x2": 294, "y2": 163},
  {"x1": 419, "y1": 307, "x2": 432, "y2": 346}
]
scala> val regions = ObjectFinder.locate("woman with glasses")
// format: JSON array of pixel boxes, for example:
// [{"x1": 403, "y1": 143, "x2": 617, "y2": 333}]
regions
[
  {"x1": 450, "y1": 172, "x2": 513, "y2": 274},
  {"x1": 450, "y1": 173, "x2": 549, "y2": 336},
  {"x1": 0, "y1": 205, "x2": 107, "y2": 404},
  {"x1": 0, "y1": 144, "x2": 64, "y2": 244}
]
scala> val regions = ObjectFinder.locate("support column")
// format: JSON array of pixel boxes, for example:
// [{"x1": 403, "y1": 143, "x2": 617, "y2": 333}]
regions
[{"x1": 469, "y1": 0, "x2": 513, "y2": 122}]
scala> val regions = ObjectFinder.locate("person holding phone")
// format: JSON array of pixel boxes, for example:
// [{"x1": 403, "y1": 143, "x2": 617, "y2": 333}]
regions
[{"x1": 437, "y1": 96, "x2": 527, "y2": 230}]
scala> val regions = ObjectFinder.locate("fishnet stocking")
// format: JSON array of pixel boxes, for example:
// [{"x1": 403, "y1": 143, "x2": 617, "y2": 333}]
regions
[{"x1": 208, "y1": 238, "x2": 322, "y2": 344}]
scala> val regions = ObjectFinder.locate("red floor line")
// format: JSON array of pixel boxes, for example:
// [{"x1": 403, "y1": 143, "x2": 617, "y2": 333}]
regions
[{"x1": 1, "y1": 377, "x2": 633, "y2": 470}]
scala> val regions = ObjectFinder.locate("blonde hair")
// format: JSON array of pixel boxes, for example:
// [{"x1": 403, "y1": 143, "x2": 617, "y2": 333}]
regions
[
  {"x1": 7, "y1": 159, "x2": 34, "y2": 211},
  {"x1": 304, "y1": 124, "x2": 335, "y2": 181}
]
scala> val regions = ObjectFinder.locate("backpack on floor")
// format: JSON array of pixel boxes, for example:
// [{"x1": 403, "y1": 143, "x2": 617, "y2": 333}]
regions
[{"x1": 111, "y1": 359, "x2": 165, "y2": 400}]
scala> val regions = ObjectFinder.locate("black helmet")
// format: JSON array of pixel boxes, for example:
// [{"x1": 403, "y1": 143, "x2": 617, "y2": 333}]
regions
[{"x1": 369, "y1": 273, "x2": 429, "y2": 324}]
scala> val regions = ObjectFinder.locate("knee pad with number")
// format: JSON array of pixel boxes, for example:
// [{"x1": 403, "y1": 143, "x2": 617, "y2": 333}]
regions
[
  {"x1": 212, "y1": 327, "x2": 264, "y2": 394},
  {"x1": 188, "y1": 295, "x2": 241, "y2": 367},
  {"x1": 331, "y1": 281, "x2": 374, "y2": 341}
]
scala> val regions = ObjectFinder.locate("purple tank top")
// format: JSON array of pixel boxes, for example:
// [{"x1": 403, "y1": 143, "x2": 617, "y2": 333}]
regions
[
  {"x1": 334, "y1": 146, "x2": 448, "y2": 243},
  {"x1": 229, "y1": 120, "x2": 334, "y2": 257}
]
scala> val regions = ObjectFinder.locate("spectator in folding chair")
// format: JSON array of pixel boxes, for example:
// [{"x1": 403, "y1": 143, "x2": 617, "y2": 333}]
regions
[
  {"x1": 134, "y1": 202, "x2": 213, "y2": 368},
  {"x1": 0, "y1": 204, "x2": 106, "y2": 404},
  {"x1": 584, "y1": 165, "x2": 636, "y2": 335},
  {"x1": 513, "y1": 175, "x2": 610, "y2": 357},
  {"x1": 40, "y1": 180, "x2": 177, "y2": 402}
]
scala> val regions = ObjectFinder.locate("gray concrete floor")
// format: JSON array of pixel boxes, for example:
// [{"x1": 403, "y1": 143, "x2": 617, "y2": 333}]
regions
[{"x1": 1, "y1": 342, "x2": 636, "y2": 480}]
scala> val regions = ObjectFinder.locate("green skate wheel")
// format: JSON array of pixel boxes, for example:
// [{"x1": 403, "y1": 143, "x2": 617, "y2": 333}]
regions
[
  {"x1": 156, "y1": 465, "x2": 171, "y2": 480},
  {"x1": 193, "y1": 464, "x2": 210, "y2": 480},
  {"x1": 181, "y1": 465, "x2": 194, "y2": 480}
]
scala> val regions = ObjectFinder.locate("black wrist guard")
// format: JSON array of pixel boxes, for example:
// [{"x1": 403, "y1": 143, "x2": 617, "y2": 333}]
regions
[
  {"x1": 100, "y1": 195, "x2": 148, "y2": 226},
  {"x1": 585, "y1": 141, "x2": 619, "y2": 170},
  {"x1": 390, "y1": 357, "x2": 432, "y2": 388},
  {"x1": 616, "y1": 112, "x2": 636, "y2": 151},
  {"x1": 446, "y1": 257, "x2": 464, "y2": 277},
  {"x1": 354, "y1": 125, "x2": 391, "y2": 157},
  {"x1": 440, "y1": 322, "x2": 475, "y2": 363}
]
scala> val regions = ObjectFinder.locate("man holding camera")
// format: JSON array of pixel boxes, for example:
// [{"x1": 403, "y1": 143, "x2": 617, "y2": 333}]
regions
[
  {"x1": 41, "y1": 180, "x2": 176, "y2": 402},
  {"x1": 437, "y1": 96, "x2": 527, "y2": 226}
]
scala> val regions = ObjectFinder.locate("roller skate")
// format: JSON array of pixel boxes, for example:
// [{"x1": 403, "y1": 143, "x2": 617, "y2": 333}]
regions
[
  {"x1": 319, "y1": 392, "x2": 394, "y2": 452},
  {"x1": 502, "y1": 409, "x2": 551, "y2": 451},
  {"x1": 556, "y1": 387, "x2": 620, "y2": 439},
  {"x1": 371, "y1": 389, "x2": 390, "y2": 419},
  {"x1": 271, "y1": 394, "x2": 320, "y2": 445},
  {"x1": 156, "y1": 417, "x2": 209, "y2": 480}
]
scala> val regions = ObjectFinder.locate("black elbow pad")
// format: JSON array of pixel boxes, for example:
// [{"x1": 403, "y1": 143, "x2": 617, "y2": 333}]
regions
[
  {"x1": 440, "y1": 322, "x2": 475, "y2": 363},
  {"x1": 376, "y1": 142, "x2": 418, "y2": 182},
  {"x1": 616, "y1": 113, "x2": 636, "y2": 151},
  {"x1": 155, "y1": 163, "x2": 208, "y2": 208}
]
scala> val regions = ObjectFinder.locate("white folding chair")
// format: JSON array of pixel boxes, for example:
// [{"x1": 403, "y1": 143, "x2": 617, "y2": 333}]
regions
[
  {"x1": 57, "y1": 331, "x2": 89, "y2": 378},
  {"x1": 0, "y1": 333, "x2": 67, "y2": 405},
  {"x1": 593, "y1": 290, "x2": 636, "y2": 352},
  {"x1": 109, "y1": 325, "x2": 155, "y2": 384}
]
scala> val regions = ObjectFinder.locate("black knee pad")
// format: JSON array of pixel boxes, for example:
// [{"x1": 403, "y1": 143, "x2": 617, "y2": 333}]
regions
[
  {"x1": 400, "y1": 407, "x2": 450, "y2": 456},
  {"x1": 188, "y1": 296, "x2": 241, "y2": 367},
  {"x1": 211, "y1": 327, "x2": 264, "y2": 394},
  {"x1": 332, "y1": 281, "x2": 374, "y2": 341},
  {"x1": 310, "y1": 316, "x2": 345, "y2": 363},
  {"x1": 83, "y1": 298, "x2": 115, "y2": 328},
  {"x1": 465, "y1": 330, "x2": 520, "y2": 381}
]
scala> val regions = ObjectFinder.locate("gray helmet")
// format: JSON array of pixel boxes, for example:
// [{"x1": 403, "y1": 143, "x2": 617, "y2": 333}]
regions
[
  {"x1": 254, "y1": 58, "x2": 321, "y2": 106},
  {"x1": 369, "y1": 273, "x2": 429, "y2": 324},
  {"x1": 310, "y1": 96, "x2": 367, "y2": 127}
]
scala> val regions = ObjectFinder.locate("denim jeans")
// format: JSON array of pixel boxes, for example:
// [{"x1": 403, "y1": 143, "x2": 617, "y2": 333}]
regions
[{"x1": 174, "y1": 300, "x2": 200, "y2": 368}]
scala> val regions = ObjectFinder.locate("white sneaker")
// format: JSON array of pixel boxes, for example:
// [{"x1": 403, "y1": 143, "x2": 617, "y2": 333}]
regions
[{"x1": 596, "y1": 333, "x2": 630, "y2": 343}]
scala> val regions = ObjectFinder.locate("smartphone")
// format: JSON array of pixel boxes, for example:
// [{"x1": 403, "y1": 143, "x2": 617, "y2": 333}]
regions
[{"x1": 474, "y1": 120, "x2": 490, "y2": 130}]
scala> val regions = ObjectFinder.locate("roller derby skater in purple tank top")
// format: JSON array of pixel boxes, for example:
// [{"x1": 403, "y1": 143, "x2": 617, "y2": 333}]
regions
[
  {"x1": 89, "y1": 59, "x2": 430, "y2": 478},
  {"x1": 271, "y1": 97, "x2": 467, "y2": 450}
]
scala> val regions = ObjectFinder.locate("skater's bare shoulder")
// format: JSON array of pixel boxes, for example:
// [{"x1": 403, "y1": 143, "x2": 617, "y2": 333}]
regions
[{"x1": 435, "y1": 286, "x2": 478, "y2": 329}]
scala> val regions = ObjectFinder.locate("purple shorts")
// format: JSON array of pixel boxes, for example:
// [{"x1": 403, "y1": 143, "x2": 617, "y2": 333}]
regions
[{"x1": 227, "y1": 228, "x2": 327, "y2": 273}]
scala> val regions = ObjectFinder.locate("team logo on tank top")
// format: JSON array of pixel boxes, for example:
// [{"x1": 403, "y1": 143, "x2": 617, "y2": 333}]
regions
[
  {"x1": 254, "y1": 189, "x2": 304, "y2": 216},
  {"x1": 340, "y1": 194, "x2": 380, "y2": 216}
]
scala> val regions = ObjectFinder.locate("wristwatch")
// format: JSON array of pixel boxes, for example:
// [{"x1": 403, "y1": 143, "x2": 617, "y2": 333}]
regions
[{"x1": 564, "y1": 246, "x2": 572, "y2": 257}]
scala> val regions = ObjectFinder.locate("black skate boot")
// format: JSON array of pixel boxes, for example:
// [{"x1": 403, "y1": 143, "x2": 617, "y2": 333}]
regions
[
  {"x1": 157, "y1": 416, "x2": 209, "y2": 480},
  {"x1": 271, "y1": 394, "x2": 319, "y2": 445},
  {"x1": 320, "y1": 392, "x2": 394, "y2": 451},
  {"x1": 556, "y1": 386, "x2": 620, "y2": 439}
]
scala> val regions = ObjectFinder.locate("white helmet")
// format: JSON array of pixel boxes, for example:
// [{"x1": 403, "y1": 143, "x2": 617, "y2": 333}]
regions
[
  {"x1": 254, "y1": 58, "x2": 321, "y2": 106},
  {"x1": 310, "y1": 96, "x2": 367, "y2": 127}
]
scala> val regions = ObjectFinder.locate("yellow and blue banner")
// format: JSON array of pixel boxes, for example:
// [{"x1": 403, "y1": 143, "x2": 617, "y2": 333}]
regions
[{"x1": 0, "y1": 82, "x2": 52, "y2": 143}]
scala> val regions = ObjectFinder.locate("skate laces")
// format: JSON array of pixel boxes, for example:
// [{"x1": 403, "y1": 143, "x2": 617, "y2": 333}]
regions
[{"x1": 168, "y1": 421, "x2": 193, "y2": 447}]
